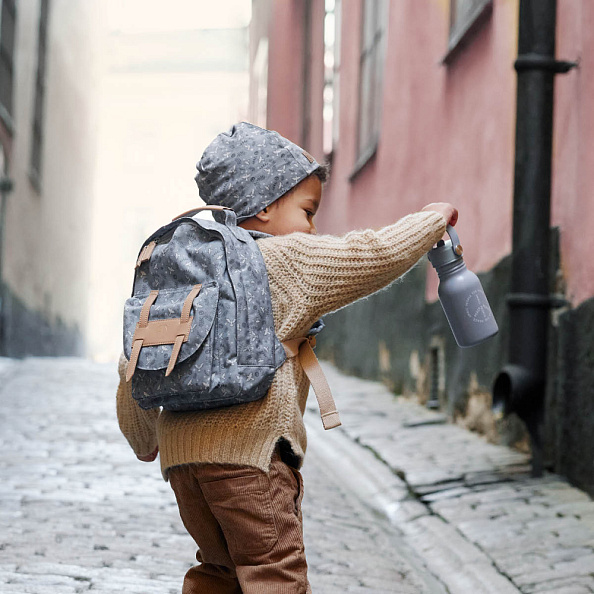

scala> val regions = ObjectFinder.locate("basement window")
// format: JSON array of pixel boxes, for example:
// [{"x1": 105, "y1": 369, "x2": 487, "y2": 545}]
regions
[
  {"x1": 443, "y1": 0, "x2": 493, "y2": 65},
  {"x1": 427, "y1": 337, "x2": 446, "y2": 410}
]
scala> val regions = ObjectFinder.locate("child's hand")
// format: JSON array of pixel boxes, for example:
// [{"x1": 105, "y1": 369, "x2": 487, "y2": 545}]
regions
[
  {"x1": 421, "y1": 203, "x2": 458, "y2": 227},
  {"x1": 137, "y1": 446, "x2": 159, "y2": 462}
]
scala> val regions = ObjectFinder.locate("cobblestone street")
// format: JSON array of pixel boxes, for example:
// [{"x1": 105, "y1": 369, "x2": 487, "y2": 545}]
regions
[
  {"x1": 320, "y1": 363, "x2": 594, "y2": 594},
  {"x1": 2, "y1": 356, "x2": 594, "y2": 593},
  {"x1": 0, "y1": 357, "x2": 443, "y2": 593}
]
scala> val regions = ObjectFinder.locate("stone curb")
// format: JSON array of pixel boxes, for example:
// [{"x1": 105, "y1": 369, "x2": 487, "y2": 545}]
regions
[
  {"x1": 304, "y1": 415, "x2": 449, "y2": 593},
  {"x1": 314, "y1": 361, "x2": 594, "y2": 594},
  {"x1": 306, "y1": 405, "x2": 520, "y2": 594}
]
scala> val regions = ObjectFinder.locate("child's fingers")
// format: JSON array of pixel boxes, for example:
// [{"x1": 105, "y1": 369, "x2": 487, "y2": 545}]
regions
[
  {"x1": 137, "y1": 446, "x2": 159, "y2": 462},
  {"x1": 449, "y1": 208, "x2": 459, "y2": 226},
  {"x1": 420, "y1": 203, "x2": 458, "y2": 226}
]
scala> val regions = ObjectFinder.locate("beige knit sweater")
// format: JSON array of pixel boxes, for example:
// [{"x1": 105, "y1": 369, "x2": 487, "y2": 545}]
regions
[{"x1": 116, "y1": 211, "x2": 446, "y2": 479}]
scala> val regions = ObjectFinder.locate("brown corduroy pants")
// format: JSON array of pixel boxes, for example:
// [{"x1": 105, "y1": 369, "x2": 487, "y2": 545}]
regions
[{"x1": 168, "y1": 449, "x2": 311, "y2": 593}]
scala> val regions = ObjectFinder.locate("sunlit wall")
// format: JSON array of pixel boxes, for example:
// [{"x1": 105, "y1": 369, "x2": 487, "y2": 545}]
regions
[{"x1": 87, "y1": 0, "x2": 251, "y2": 362}]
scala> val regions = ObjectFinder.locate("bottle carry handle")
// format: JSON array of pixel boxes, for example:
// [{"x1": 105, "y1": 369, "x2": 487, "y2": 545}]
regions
[{"x1": 446, "y1": 225, "x2": 464, "y2": 257}]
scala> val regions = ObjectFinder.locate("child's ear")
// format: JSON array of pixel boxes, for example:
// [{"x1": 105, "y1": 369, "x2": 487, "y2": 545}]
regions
[{"x1": 254, "y1": 207, "x2": 270, "y2": 223}]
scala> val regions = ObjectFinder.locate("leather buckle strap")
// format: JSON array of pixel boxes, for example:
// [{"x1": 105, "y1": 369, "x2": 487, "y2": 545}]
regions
[
  {"x1": 282, "y1": 336, "x2": 341, "y2": 430},
  {"x1": 135, "y1": 241, "x2": 157, "y2": 268},
  {"x1": 125, "y1": 285, "x2": 202, "y2": 382},
  {"x1": 126, "y1": 290, "x2": 159, "y2": 381},
  {"x1": 166, "y1": 284, "x2": 202, "y2": 377}
]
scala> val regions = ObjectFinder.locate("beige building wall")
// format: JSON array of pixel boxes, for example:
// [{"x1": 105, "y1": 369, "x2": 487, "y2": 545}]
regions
[
  {"x1": 3, "y1": 0, "x2": 103, "y2": 355},
  {"x1": 2, "y1": 0, "x2": 251, "y2": 360},
  {"x1": 86, "y1": 5, "x2": 250, "y2": 362}
]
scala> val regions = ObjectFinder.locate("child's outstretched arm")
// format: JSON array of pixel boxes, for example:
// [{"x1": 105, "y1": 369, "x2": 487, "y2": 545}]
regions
[
  {"x1": 258, "y1": 206, "x2": 453, "y2": 337},
  {"x1": 116, "y1": 352, "x2": 160, "y2": 462}
]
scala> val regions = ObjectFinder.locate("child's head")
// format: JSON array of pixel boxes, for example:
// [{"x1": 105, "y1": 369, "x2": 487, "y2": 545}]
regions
[
  {"x1": 195, "y1": 122, "x2": 329, "y2": 236},
  {"x1": 239, "y1": 168, "x2": 328, "y2": 235}
]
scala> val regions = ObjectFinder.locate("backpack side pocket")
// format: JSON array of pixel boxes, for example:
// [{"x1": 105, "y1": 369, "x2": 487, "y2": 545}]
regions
[{"x1": 123, "y1": 282, "x2": 219, "y2": 409}]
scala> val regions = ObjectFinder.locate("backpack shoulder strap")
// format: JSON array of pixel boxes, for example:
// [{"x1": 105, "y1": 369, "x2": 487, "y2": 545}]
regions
[{"x1": 282, "y1": 336, "x2": 341, "y2": 430}]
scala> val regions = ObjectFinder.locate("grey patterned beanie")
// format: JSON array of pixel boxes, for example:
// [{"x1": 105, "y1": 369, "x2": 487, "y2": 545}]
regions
[{"x1": 195, "y1": 122, "x2": 320, "y2": 222}]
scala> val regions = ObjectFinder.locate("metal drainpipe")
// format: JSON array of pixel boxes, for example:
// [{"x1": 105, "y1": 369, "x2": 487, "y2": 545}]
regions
[{"x1": 492, "y1": 0, "x2": 576, "y2": 477}]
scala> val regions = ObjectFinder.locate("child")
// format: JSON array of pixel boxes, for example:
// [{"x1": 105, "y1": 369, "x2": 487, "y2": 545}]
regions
[{"x1": 116, "y1": 122, "x2": 457, "y2": 593}]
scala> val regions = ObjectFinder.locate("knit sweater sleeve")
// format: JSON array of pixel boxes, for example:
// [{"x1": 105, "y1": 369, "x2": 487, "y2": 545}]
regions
[
  {"x1": 257, "y1": 211, "x2": 446, "y2": 337},
  {"x1": 116, "y1": 351, "x2": 160, "y2": 458}
]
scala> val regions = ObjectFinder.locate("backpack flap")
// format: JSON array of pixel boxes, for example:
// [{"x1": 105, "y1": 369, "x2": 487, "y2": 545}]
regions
[
  {"x1": 123, "y1": 205, "x2": 286, "y2": 412},
  {"x1": 123, "y1": 282, "x2": 219, "y2": 381}
]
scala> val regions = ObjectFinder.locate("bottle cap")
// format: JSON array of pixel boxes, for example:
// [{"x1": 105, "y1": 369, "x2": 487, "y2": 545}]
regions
[{"x1": 428, "y1": 225, "x2": 464, "y2": 270}]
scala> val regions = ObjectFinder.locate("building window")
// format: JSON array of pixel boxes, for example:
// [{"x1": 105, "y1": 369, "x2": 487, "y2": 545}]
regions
[
  {"x1": 352, "y1": 0, "x2": 388, "y2": 179},
  {"x1": 251, "y1": 37, "x2": 268, "y2": 130},
  {"x1": 0, "y1": 0, "x2": 17, "y2": 132},
  {"x1": 445, "y1": 0, "x2": 492, "y2": 62},
  {"x1": 323, "y1": 0, "x2": 341, "y2": 157},
  {"x1": 30, "y1": 0, "x2": 50, "y2": 189}
]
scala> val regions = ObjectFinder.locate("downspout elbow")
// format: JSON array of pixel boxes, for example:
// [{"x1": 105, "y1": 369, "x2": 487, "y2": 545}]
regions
[{"x1": 492, "y1": 364, "x2": 544, "y2": 418}]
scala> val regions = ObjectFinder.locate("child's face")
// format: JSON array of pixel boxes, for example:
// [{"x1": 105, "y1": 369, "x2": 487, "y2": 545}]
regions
[
  {"x1": 267, "y1": 175, "x2": 321, "y2": 236},
  {"x1": 247, "y1": 175, "x2": 322, "y2": 236}
]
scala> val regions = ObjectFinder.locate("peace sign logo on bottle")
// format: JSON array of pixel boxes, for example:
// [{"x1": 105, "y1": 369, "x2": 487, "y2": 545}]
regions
[{"x1": 465, "y1": 289, "x2": 494, "y2": 324}]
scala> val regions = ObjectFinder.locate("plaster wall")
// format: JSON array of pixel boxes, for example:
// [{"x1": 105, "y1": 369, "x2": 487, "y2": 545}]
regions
[
  {"x1": 553, "y1": 0, "x2": 594, "y2": 306},
  {"x1": 257, "y1": 0, "x2": 594, "y2": 494},
  {"x1": 304, "y1": 0, "x2": 326, "y2": 161},
  {"x1": 316, "y1": 0, "x2": 519, "y2": 303},
  {"x1": 316, "y1": 0, "x2": 592, "y2": 309},
  {"x1": 86, "y1": 27, "x2": 249, "y2": 362},
  {"x1": 263, "y1": 0, "x2": 325, "y2": 159},
  {"x1": 266, "y1": 0, "x2": 306, "y2": 144},
  {"x1": 249, "y1": 0, "x2": 271, "y2": 127},
  {"x1": 3, "y1": 0, "x2": 102, "y2": 355}
]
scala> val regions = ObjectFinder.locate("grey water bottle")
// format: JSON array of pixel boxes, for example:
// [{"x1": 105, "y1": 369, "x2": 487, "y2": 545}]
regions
[{"x1": 428, "y1": 225, "x2": 498, "y2": 348}]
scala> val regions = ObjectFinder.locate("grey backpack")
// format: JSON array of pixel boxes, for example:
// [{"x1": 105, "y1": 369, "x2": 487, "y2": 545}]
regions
[
  {"x1": 123, "y1": 204, "x2": 341, "y2": 430},
  {"x1": 123, "y1": 205, "x2": 288, "y2": 411}
]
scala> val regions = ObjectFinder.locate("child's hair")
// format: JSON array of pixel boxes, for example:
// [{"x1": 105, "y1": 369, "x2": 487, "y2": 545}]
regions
[
  {"x1": 313, "y1": 163, "x2": 330, "y2": 184},
  {"x1": 275, "y1": 164, "x2": 330, "y2": 206}
]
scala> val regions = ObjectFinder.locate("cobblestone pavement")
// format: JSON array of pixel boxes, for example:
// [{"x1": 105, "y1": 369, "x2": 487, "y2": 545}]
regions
[
  {"x1": 302, "y1": 417, "x2": 445, "y2": 594},
  {"x1": 0, "y1": 357, "x2": 444, "y2": 593},
  {"x1": 318, "y1": 362, "x2": 594, "y2": 594}
]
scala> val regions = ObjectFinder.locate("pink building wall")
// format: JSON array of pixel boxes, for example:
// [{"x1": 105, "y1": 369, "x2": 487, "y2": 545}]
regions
[
  {"x1": 305, "y1": 0, "x2": 326, "y2": 161},
  {"x1": 260, "y1": 0, "x2": 592, "y2": 307},
  {"x1": 317, "y1": 0, "x2": 519, "y2": 301},
  {"x1": 253, "y1": 0, "x2": 594, "y2": 493},
  {"x1": 264, "y1": 0, "x2": 325, "y2": 157},
  {"x1": 553, "y1": 0, "x2": 594, "y2": 306},
  {"x1": 266, "y1": 1, "x2": 305, "y2": 144}
]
